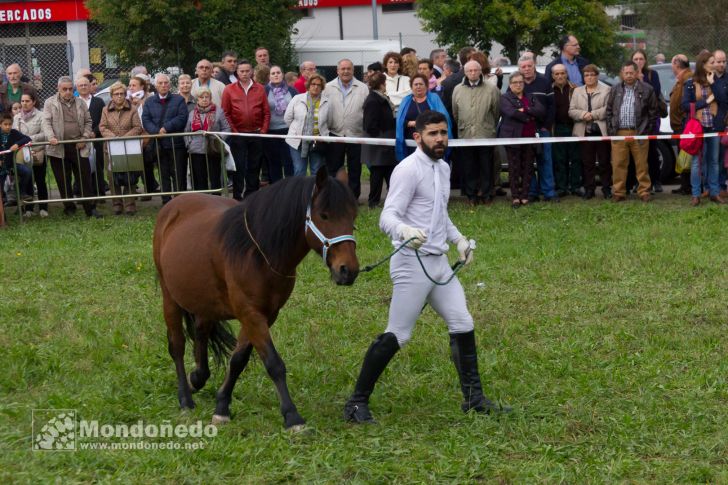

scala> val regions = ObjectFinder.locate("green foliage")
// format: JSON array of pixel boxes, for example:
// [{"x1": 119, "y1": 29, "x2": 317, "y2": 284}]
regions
[
  {"x1": 85, "y1": 0, "x2": 299, "y2": 74},
  {"x1": 630, "y1": 0, "x2": 728, "y2": 59},
  {"x1": 417, "y1": 0, "x2": 625, "y2": 72},
  {"x1": 2, "y1": 196, "x2": 728, "y2": 481}
]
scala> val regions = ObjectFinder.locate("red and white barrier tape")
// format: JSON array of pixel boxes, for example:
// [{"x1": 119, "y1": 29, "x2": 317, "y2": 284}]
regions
[
  {"x1": 205, "y1": 130, "x2": 728, "y2": 148},
  {"x1": 2, "y1": 130, "x2": 724, "y2": 156}
]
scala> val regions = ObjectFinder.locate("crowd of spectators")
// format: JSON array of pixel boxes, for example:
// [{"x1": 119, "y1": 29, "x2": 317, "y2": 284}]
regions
[{"x1": 1, "y1": 38, "x2": 728, "y2": 227}]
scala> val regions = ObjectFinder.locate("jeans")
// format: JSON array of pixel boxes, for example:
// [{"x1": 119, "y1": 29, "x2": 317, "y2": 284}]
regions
[
  {"x1": 719, "y1": 144, "x2": 727, "y2": 190},
  {"x1": 1, "y1": 163, "x2": 33, "y2": 201},
  {"x1": 691, "y1": 133, "x2": 720, "y2": 197},
  {"x1": 289, "y1": 145, "x2": 325, "y2": 177},
  {"x1": 262, "y1": 128, "x2": 290, "y2": 183},
  {"x1": 528, "y1": 129, "x2": 557, "y2": 199}
]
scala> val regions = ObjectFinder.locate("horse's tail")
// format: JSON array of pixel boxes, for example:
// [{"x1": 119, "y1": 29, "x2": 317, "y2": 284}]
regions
[{"x1": 181, "y1": 311, "x2": 237, "y2": 367}]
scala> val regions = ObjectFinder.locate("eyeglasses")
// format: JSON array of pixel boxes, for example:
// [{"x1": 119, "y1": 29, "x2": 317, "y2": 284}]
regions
[
  {"x1": 112, "y1": 92, "x2": 126, "y2": 97},
  {"x1": 510, "y1": 81, "x2": 524, "y2": 85},
  {"x1": 553, "y1": 72, "x2": 567, "y2": 76}
]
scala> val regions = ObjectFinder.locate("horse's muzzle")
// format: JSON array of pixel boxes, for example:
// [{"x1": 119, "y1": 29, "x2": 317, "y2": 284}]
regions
[{"x1": 331, "y1": 264, "x2": 359, "y2": 286}]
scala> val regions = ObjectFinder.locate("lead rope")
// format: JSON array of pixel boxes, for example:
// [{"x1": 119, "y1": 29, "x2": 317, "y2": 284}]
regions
[{"x1": 361, "y1": 237, "x2": 467, "y2": 286}]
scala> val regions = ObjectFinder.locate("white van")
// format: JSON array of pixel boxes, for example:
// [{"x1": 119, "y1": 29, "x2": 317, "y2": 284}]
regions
[{"x1": 293, "y1": 39, "x2": 400, "y2": 81}]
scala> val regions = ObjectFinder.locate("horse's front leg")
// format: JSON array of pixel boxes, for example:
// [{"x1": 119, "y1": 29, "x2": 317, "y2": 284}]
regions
[{"x1": 249, "y1": 321, "x2": 306, "y2": 430}]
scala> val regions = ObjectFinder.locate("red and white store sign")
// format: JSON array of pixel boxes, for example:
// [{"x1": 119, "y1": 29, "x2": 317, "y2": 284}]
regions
[
  {"x1": 0, "y1": 0, "x2": 89, "y2": 24},
  {"x1": 296, "y1": 0, "x2": 413, "y2": 8}
]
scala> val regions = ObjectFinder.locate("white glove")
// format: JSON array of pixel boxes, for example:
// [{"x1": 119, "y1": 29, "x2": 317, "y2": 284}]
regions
[
  {"x1": 456, "y1": 237, "x2": 474, "y2": 265},
  {"x1": 399, "y1": 224, "x2": 428, "y2": 249}
]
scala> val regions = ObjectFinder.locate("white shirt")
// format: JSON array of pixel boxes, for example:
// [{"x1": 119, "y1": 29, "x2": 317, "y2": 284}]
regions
[
  {"x1": 380, "y1": 147, "x2": 463, "y2": 255},
  {"x1": 79, "y1": 94, "x2": 92, "y2": 108}
]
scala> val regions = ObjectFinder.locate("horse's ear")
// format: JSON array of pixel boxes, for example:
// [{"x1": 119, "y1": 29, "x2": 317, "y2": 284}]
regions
[
  {"x1": 315, "y1": 165, "x2": 328, "y2": 192},
  {"x1": 335, "y1": 168, "x2": 348, "y2": 185}
]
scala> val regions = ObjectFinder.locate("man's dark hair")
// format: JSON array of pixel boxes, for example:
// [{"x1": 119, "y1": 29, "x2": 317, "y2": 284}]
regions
[
  {"x1": 622, "y1": 60, "x2": 638, "y2": 71},
  {"x1": 418, "y1": 58, "x2": 433, "y2": 70},
  {"x1": 221, "y1": 50, "x2": 238, "y2": 60},
  {"x1": 84, "y1": 74, "x2": 96, "y2": 84},
  {"x1": 367, "y1": 61, "x2": 382, "y2": 72},
  {"x1": 557, "y1": 34, "x2": 571, "y2": 52},
  {"x1": 237, "y1": 59, "x2": 252, "y2": 68},
  {"x1": 457, "y1": 46, "x2": 476, "y2": 66},
  {"x1": 444, "y1": 59, "x2": 460, "y2": 74},
  {"x1": 1, "y1": 112, "x2": 13, "y2": 123},
  {"x1": 400, "y1": 47, "x2": 416, "y2": 56},
  {"x1": 415, "y1": 110, "x2": 447, "y2": 133}
]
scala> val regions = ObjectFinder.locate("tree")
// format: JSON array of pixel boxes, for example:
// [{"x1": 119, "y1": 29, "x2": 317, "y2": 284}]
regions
[
  {"x1": 416, "y1": 0, "x2": 624, "y2": 72},
  {"x1": 629, "y1": 0, "x2": 727, "y2": 59},
  {"x1": 85, "y1": 0, "x2": 299, "y2": 75}
]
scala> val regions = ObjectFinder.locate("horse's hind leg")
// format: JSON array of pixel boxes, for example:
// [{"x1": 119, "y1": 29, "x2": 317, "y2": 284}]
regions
[
  {"x1": 213, "y1": 333, "x2": 253, "y2": 423},
  {"x1": 188, "y1": 318, "x2": 212, "y2": 393},
  {"x1": 162, "y1": 286, "x2": 195, "y2": 410},
  {"x1": 249, "y1": 324, "x2": 306, "y2": 430}
]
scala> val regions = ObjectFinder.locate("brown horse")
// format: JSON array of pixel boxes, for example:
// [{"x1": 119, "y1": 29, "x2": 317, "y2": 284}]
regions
[{"x1": 153, "y1": 168, "x2": 359, "y2": 430}]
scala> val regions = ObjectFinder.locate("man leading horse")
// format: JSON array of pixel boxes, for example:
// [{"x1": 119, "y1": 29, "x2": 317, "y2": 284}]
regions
[{"x1": 343, "y1": 110, "x2": 511, "y2": 423}]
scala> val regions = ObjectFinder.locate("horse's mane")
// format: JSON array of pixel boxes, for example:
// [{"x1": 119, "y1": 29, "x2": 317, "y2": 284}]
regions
[{"x1": 217, "y1": 175, "x2": 356, "y2": 272}]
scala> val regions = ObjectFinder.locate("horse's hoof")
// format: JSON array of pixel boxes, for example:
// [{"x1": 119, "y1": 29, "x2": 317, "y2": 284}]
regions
[
  {"x1": 211, "y1": 414, "x2": 230, "y2": 425},
  {"x1": 287, "y1": 424, "x2": 307, "y2": 434}
]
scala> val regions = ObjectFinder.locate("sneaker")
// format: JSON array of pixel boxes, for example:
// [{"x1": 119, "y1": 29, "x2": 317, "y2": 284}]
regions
[
  {"x1": 653, "y1": 182, "x2": 663, "y2": 193},
  {"x1": 39, "y1": 210, "x2": 49, "y2": 218},
  {"x1": 23, "y1": 210, "x2": 34, "y2": 217}
]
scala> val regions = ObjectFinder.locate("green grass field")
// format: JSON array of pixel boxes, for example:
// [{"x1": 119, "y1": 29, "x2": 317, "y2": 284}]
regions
[{"x1": 1, "y1": 195, "x2": 728, "y2": 483}]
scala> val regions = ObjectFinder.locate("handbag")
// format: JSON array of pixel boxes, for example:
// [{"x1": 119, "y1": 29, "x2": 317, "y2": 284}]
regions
[
  {"x1": 679, "y1": 103, "x2": 703, "y2": 156},
  {"x1": 584, "y1": 92, "x2": 602, "y2": 135},
  {"x1": 206, "y1": 135, "x2": 222, "y2": 157},
  {"x1": 675, "y1": 149, "x2": 692, "y2": 174}
]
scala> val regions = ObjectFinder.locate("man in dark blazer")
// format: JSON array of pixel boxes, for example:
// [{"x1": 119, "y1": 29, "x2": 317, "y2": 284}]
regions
[
  {"x1": 141, "y1": 73, "x2": 189, "y2": 204},
  {"x1": 76, "y1": 74, "x2": 108, "y2": 196}
]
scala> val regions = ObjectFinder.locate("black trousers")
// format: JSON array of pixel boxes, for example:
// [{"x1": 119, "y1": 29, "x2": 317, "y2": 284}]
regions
[
  {"x1": 190, "y1": 153, "x2": 222, "y2": 192},
  {"x1": 158, "y1": 146, "x2": 188, "y2": 203},
  {"x1": 49, "y1": 144, "x2": 96, "y2": 215},
  {"x1": 142, "y1": 143, "x2": 160, "y2": 193},
  {"x1": 92, "y1": 140, "x2": 106, "y2": 195},
  {"x1": 368, "y1": 165, "x2": 394, "y2": 207},
  {"x1": 327, "y1": 136, "x2": 362, "y2": 199},
  {"x1": 229, "y1": 136, "x2": 263, "y2": 200},
  {"x1": 460, "y1": 146, "x2": 494, "y2": 201}
]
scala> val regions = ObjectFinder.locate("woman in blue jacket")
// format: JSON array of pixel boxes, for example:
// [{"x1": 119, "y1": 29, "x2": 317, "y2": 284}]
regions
[{"x1": 395, "y1": 74, "x2": 452, "y2": 161}]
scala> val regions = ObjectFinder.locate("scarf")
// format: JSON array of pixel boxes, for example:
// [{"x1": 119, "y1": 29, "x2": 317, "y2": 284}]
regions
[
  {"x1": 374, "y1": 89, "x2": 396, "y2": 113},
  {"x1": 21, "y1": 108, "x2": 37, "y2": 122},
  {"x1": 191, "y1": 104, "x2": 216, "y2": 132},
  {"x1": 300, "y1": 94, "x2": 320, "y2": 158},
  {"x1": 269, "y1": 82, "x2": 289, "y2": 116}
]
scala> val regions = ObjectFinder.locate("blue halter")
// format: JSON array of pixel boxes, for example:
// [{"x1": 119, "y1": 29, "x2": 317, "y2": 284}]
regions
[{"x1": 305, "y1": 191, "x2": 356, "y2": 266}]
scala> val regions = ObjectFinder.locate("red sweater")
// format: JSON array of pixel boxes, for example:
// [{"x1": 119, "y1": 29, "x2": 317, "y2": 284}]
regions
[{"x1": 221, "y1": 81, "x2": 270, "y2": 133}]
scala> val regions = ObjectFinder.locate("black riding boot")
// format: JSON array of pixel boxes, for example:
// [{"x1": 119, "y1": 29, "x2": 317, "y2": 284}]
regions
[
  {"x1": 344, "y1": 332, "x2": 400, "y2": 423},
  {"x1": 450, "y1": 330, "x2": 511, "y2": 414}
]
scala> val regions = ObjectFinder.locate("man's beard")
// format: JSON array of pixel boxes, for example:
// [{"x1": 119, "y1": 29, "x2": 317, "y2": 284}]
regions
[{"x1": 421, "y1": 140, "x2": 447, "y2": 160}]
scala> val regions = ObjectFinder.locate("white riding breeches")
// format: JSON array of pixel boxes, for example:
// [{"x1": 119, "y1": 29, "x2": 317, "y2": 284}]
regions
[{"x1": 385, "y1": 252, "x2": 474, "y2": 346}]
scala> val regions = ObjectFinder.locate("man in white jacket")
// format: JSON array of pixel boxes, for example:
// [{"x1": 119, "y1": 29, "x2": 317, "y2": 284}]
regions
[
  {"x1": 343, "y1": 110, "x2": 510, "y2": 423},
  {"x1": 323, "y1": 58, "x2": 368, "y2": 200}
]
